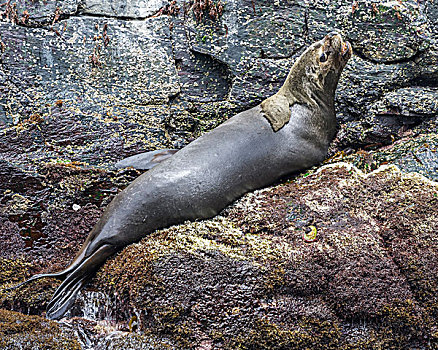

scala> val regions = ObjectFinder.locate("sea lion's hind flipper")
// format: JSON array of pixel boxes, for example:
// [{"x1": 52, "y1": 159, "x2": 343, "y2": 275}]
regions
[
  {"x1": 4, "y1": 269, "x2": 69, "y2": 292},
  {"x1": 45, "y1": 243, "x2": 117, "y2": 320},
  {"x1": 4, "y1": 239, "x2": 96, "y2": 292},
  {"x1": 115, "y1": 149, "x2": 178, "y2": 170},
  {"x1": 45, "y1": 273, "x2": 88, "y2": 320}
]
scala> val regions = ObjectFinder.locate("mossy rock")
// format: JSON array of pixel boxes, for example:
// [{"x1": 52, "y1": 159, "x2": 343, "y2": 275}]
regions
[
  {"x1": 85, "y1": 163, "x2": 437, "y2": 349},
  {"x1": 0, "y1": 309, "x2": 81, "y2": 350}
]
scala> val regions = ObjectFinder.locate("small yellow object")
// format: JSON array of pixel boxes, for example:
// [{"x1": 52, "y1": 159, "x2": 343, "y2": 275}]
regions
[
  {"x1": 128, "y1": 315, "x2": 138, "y2": 332},
  {"x1": 303, "y1": 225, "x2": 317, "y2": 242}
]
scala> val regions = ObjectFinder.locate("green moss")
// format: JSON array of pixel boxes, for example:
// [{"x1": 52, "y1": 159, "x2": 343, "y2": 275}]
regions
[
  {"x1": 340, "y1": 337, "x2": 381, "y2": 350},
  {"x1": 0, "y1": 258, "x2": 58, "y2": 314},
  {"x1": 264, "y1": 265, "x2": 286, "y2": 292},
  {"x1": 0, "y1": 309, "x2": 81, "y2": 349},
  {"x1": 376, "y1": 300, "x2": 428, "y2": 348},
  {"x1": 230, "y1": 317, "x2": 340, "y2": 350}
]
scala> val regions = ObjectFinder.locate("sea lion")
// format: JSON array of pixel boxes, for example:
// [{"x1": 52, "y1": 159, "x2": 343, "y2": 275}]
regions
[{"x1": 11, "y1": 32, "x2": 352, "y2": 319}]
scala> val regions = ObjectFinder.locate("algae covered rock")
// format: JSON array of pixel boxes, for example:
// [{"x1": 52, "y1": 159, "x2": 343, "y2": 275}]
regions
[
  {"x1": 85, "y1": 163, "x2": 437, "y2": 349},
  {"x1": 1, "y1": 0, "x2": 436, "y2": 159},
  {"x1": 342, "y1": 0, "x2": 429, "y2": 63},
  {"x1": 330, "y1": 131, "x2": 438, "y2": 181},
  {"x1": 0, "y1": 309, "x2": 81, "y2": 349},
  {"x1": 2, "y1": 161, "x2": 436, "y2": 349}
]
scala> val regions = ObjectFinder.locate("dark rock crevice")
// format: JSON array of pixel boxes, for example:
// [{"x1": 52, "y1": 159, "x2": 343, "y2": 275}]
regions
[
  {"x1": 188, "y1": 47, "x2": 233, "y2": 99},
  {"x1": 352, "y1": 45, "x2": 428, "y2": 66},
  {"x1": 303, "y1": 4, "x2": 309, "y2": 40},
  {"x1": 73, "y1": 9, "x2": 164, "y2": 21}
]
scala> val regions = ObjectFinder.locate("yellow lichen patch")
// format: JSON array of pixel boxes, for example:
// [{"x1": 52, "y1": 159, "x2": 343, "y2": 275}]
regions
[
  {"x1": 0, "y1": 193, "x2": 31, "y2": 215},
  {"x1": 113, "y1": 215, "x2": 297, "y2": 269},
  {"x1": 0, "y1": 257, "x2": 32, "y2": 287},
  {"x1": 232, "y1": 317, "x2": 341, "y2": 350},
  {"x1": 0, "y1": 259, "x2": 58, "y2": 315},
  {"x1": 95, "y1": 214, "x2": 298, "y2": 300}
]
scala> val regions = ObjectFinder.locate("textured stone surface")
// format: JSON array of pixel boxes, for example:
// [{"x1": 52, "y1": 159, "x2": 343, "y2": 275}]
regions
[
  {"x1": 0, "y1": 15, "x2": 176, "y2": 167},
  {"x1": 1, "y1": 162, "x2": 437, "y2": 349},
  {"x1": 183, "y1": 0, "x2": 306, "y2": 74},
  {"x1": 1, "y1": 0, "x2": 438, "y2": 348},
  {"x1": 0, "y1": 0, "x2": 79, "y2": 25},
  {"x1": 333, "y1": 132, "x2": 438, "y2": 181},
  {"x1": 342, "y1": 0, "x2": 429, "y2": 63},
  {"x1": 0, "y1": 309, "x2": 81, "y2": 349},
  {"x1": 82, "y1": 0, "x2": 168, "y2": 18},
  {"x1": 1, "y1": 0, "x2": 437, "y2": 161}
]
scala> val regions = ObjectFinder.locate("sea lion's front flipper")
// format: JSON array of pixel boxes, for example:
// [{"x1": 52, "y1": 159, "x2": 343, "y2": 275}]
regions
[
  {"x1": 115, "y1": 149, "x2": 178, "y2": 170},
  {"x1": 46, "y1": 243, "x2": 117, "y2": 320}
]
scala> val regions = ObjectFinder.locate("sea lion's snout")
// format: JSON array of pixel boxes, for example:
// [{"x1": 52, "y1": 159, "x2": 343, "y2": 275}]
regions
[
  {"x1": 341, "y1": 41, "x2": 352, "y2": 59},
  {"x1": 321, "y1": 32, "x2": 352, "y2": 64},
  {"x1": 325, "y1": 32, "x2": 342, "y2": 47}
]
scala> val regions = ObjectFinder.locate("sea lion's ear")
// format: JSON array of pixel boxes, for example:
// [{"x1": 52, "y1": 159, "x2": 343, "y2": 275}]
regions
[{"x1": 261, "y1": 93, "x2": 292, "y2": 132}]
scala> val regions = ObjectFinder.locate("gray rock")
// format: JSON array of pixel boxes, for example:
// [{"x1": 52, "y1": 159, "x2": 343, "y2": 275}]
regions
[
  {"x1": 0, "y1": 0, "x2": 79, "y2": 25},
  {"x1": 0, "y1": 16, "x2": 178, "y2": 111},
  {"x1": 341, "y1": 0, "x2": 430, "y2": 63},
  {"x1": 370, "y1": 86, "x2": 438, "y2": 118},
  {"x1": 0, "y1": 15, "x2": 179, "y2": 166},
  {"x1": 395, "y1": 144, "x2": 438, "y2": 181},
  {"x1": 181, "y1": 0, "x2": 306, "y2": 75},
  {"x1": 375, "y1": 133, "x2": 438, "y2": 181},
  {"x1": 229, "y1": 57, "x2": 293, "y2": 107},
  {"x1": 425, "y1": 0, "x2": 438, "y2": 35},
  {"x1": 82, "y1": 0, "x2": 168, "y2": 19},
  {"x1": 336, "y1": 55, "x2": 418, "y2": 118},
  {"x1": 306, "y1": 0, "x2": 351, "y2": 41},
  {"x1": 1, "y1": 0, "x2": 436, "y2": 156}
]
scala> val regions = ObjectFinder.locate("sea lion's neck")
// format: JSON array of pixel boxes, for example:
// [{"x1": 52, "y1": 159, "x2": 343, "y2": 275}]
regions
[
  {"x1": 282, "y1": 62, "x2": 337, "y2": 111},
  {"x1": 261, "y1": 58, "x2": 338, "y2": 132}
]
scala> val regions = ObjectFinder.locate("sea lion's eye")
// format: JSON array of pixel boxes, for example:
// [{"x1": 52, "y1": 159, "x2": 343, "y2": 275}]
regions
[{"x1": 320, "y1": 52, "x2": 328, "y2": 62}]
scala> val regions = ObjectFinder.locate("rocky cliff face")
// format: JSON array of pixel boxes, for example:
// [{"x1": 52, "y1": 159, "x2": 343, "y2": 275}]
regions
[{"x1": 0, "y1": 0, "x2": 437, "y2": 349}]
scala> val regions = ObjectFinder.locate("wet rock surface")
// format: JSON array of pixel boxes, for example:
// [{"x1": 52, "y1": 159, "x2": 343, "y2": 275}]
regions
[{"x1": 0, "y1": 0, "x2": 437, "y2": 349}]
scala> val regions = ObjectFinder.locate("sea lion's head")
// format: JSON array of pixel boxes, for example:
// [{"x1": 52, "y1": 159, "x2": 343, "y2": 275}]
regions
[
  {"x1": 299, "y1": 32, "x2": 352, "y2": 96},
  {"x1": 261, "y1": 32, "x2": 352, "y2": 131}
]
